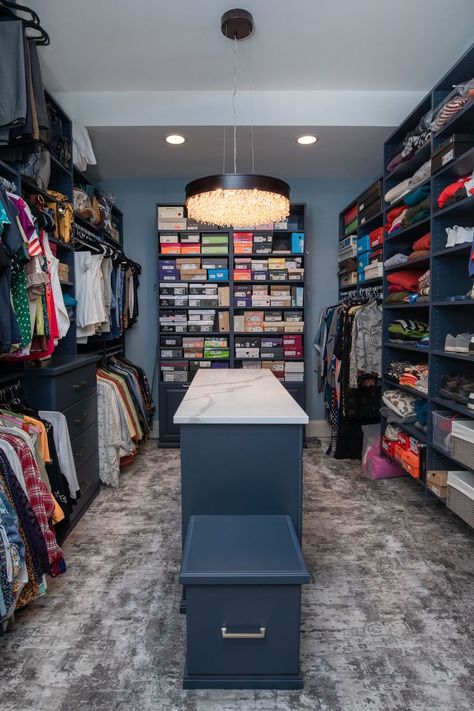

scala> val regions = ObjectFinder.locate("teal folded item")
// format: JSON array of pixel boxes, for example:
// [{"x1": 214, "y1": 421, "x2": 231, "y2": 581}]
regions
[{"x1": 404, "y1": 185, "x2": 430, "y2": 207}]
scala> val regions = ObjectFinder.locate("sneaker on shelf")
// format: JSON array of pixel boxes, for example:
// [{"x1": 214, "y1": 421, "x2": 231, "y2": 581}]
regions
[
  {"x1": 452, "y1": 377, "x2": 474, "y2": 405},
  {"x1": 454, "y1": 333, "x2": 472, "y2": 353},
  {"x1": 439, "y1": 374, "x2": 459, "y2": 401},
  {"x1": 454, "y1": 225, "x2": 474, "y2": 245},
  {"x1": 445, "y1": 333, "x2": 457, "y2": 351},
  {"x1": 445, "y1": 226, "x2": 457, "y2": 247}
]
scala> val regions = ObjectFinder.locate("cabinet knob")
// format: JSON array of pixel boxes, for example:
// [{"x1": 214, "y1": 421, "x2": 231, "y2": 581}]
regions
[
  {"x1": 73, "y1": 380, "x2": 87, "y2": 391},
  {"x1": 74, "y1": 413, "x2": 88, "y2": 425},
  {"x1": 74, "y1": 444, "x2": 89, "y2": 459}
]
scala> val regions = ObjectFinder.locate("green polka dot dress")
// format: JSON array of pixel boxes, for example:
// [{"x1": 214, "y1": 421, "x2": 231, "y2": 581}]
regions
[{"x1": 11, "y1": 267, "x2": 32, "y2": 349}]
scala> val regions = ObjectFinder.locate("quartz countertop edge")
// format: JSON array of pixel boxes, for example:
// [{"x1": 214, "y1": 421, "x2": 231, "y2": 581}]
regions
[{"x1": 173, "y1": 369, "x2": 308, "y2": 425}]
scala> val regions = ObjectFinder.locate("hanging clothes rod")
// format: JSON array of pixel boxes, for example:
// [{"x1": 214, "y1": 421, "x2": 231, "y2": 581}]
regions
[{"x1": 0, "y1": 378, "x2": 22, "y2": 403}]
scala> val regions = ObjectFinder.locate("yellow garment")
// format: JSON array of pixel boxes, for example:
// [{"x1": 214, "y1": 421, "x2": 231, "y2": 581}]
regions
[
  {"x1": 35, "y1": 298, "x2": 44, "y2": 335},
  {"x1": 24, "y1": 415, "x2": 51, "y2": 463},
  {"x1": 51, "y1": 496, "x2": 65, "y2": 524}
]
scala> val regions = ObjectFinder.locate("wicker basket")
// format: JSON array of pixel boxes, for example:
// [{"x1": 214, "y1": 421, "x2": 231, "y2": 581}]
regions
[{"x1": 450, "y1": 435, "x2": 474, "y2": 470}]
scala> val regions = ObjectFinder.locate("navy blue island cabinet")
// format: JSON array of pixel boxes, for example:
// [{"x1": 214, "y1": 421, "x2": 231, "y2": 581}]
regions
[
  {"x1": 174, "y1": 368, "x2": 309, "y2": 542},
  {"x1": 174, "y1": 369, "x2": 310, "y2": 689}
]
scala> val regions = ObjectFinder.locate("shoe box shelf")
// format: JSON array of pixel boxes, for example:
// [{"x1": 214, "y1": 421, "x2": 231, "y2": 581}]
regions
[
  {"x1": 156, "y1": 203, "x2": 308, "y2": 446},
  {"x1": 380, "y1": 42, "x2": 474, "y2": 511}
]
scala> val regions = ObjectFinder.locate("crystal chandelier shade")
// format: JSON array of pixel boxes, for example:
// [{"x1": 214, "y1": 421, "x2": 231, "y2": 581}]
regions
[{"x1": 185, "y1": 174, "x2": 290, "y2": 228}]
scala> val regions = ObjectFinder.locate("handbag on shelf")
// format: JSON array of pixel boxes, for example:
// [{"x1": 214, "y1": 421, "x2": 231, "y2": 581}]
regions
[
  {"x1": 20, "y1": 145, "x2": 51, "y2": 190},
  {"x1": 45, "y1": 190, "x2": 74, "y2": 243}
]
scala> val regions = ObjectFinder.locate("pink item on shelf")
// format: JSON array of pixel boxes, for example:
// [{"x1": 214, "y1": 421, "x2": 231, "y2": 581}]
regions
[{"x1": 362, "y1": 445, "x2": 406, "y2": 479}]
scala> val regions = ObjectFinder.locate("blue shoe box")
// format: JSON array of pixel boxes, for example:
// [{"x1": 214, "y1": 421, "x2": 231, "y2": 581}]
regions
[{"x1": 291, "y1": 233, "x2": 304, "y2": 254}]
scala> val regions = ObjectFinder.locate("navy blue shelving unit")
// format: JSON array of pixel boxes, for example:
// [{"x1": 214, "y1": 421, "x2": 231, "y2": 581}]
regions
[
  {"x1": 381, "y1": 43, "x2": 474, "y2": 506},
  {"x1": 156, "y1": 203, "x2": 307, "y2": 446}
]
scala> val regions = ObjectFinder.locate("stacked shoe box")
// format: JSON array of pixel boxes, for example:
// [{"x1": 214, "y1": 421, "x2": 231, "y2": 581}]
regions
[
  {"x1": 157, "y1": 205, "x2": 187, "y2": 232},
  {"x1": 253, "y1": 233, "x2": 273, "y2": 253},
  {"x1": 204, "y1": 337, "x2": 230, "y2": 359},
  {"x1": 233, "y1": 231, "x2": 253, "y2": 254},
  {"x1": 160, "y1": 283, "x2": 188, "y2": 307},
  {"x1": 201, "y1": 233, "x2": 229, "y2": 254},
  {"x1": 285, "y1": 361, "x2": 304, "y2": 382},
  {"x1": 235, "y1": 336, "x2": 260, "y2": 360},
  {"x1": 283, "y1": 335, "x2": 304, "y2": 359},
  {"x1": 160, "y1": 233, "x2": 201, "y2": 255},
  {"x1": 160, "y1": 310, "x2": 188, "y2": 333}
]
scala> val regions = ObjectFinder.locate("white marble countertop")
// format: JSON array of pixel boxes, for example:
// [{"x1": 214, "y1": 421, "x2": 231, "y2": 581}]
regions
[{"x1": 173, "y1": 369, "x2": 309, "y2": 425}]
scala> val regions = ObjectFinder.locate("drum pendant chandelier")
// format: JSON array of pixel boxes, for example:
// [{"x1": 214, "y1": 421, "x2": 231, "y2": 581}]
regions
[{"x1": 185, "y1": 9, "x2": 290, "y2": 229}]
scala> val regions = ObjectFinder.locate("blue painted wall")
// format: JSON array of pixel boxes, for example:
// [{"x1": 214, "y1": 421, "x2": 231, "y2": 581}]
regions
[{"x1": 101, "y1": 177, "x2": 369, "y2": 420}]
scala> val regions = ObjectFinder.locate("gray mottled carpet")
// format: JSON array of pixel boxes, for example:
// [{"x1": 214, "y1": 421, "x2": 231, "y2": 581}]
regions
[{"x1": 1, "y1": 440, "x2": 474, "y2": 711}]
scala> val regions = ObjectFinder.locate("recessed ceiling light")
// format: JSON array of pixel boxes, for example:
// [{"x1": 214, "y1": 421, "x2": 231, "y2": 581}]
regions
[
  {"x1": 166, "y1": 134, "x2": 186, "y2": 145},
  {"x1": 297, "y1": 135, "x2": 318, "y2": 145}
]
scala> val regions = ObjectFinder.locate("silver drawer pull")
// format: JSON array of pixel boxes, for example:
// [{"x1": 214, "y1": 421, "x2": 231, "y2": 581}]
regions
[
  {"x1": 221, "y1": 627, "x2": 266, "y2": 640},
  {"x1": 74, "y1": 413, "x2": 88, "y2": 425},
  {"x1": 73, "y1": 380, "x2": 87, "y2": 391}
]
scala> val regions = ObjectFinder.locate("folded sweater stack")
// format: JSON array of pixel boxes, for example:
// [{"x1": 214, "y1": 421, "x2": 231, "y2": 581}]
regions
[
  {"x1": 388, "y1": 318, "x2": 429, "y2": 345},
  {"x1": 384, "y1": 233, "x2": 431, "y2": 273},
  {"x1": 386, "y1": 360, "x2": 429, "y2": 394},
  {"x1": 386, "y1": 110, "x2": 432, "y2": 174},
  {"x1": 384, "y1": 161, "x2": 431, "y2": 206},
  {"x1": 437, "y1": 171, "x2": 474, "y2": 209}
]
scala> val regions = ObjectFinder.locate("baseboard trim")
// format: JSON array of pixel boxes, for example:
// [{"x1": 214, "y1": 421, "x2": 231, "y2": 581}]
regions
[
  {"x1": 150, "y1": 419, "x2": 160, "y2": 439},
  {"x1": 306, "y1": 419, "x2": 330, "y2": 439}
]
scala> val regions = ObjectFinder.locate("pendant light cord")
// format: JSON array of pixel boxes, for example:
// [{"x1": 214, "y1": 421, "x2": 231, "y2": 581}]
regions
[
  {"x1": 233, "y1": 34, "x2": 237, "y2": 174},
  {"x1": 250, "y1": 36, "x2": 255, "y2": 174}
]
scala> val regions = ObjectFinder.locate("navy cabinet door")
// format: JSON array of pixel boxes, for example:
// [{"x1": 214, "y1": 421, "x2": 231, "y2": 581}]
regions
[
  {"x1": 159, "y1": 384, "x2": 188, "y2": 443},
  {"x1": 283, "y1": 384, "x2": 305, "y2": 411}
]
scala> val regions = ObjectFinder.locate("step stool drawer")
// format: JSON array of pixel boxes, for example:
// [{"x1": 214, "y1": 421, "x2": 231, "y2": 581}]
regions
[{"x1": 186, "y1": 585, "x2": 301, "y2": 676}]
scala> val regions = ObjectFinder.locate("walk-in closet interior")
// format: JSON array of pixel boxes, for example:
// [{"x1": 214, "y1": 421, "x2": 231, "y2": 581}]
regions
[{"x1": 1, "y1": 2, "x2": 474, "y2": 710}]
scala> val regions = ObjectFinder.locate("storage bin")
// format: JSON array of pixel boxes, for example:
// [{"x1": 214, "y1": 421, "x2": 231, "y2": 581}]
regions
[
  {"x1": 450, "y1": 435, "x2": 474, "y2": 471},
  {"x1": 359, "y1": 200, "x2": 382, "y2": 226},
  {"x1": 358, "y1": 179, "x2": 383, "y2": 212},
  {"x1": 447, "y1": 471, "x2": 474, "y2": 528},
  {"x1": 339, "y1": 271, "x2": 357, "y2": 287},
  {"x1": 339, "y1": 235, "x2": 357, "y2": 251},
  {"x1": 180, "y1": 515, "x2": 310, "y2": 690},
  {"x1": 338, "y1": 244, "x2": 358, "y2": 262},
  {"x1": 364, "y1": 263, "x2": 383, "y2": 279},
  {"x1": 432, "y1": 411, "x2": 457, "y2": 452},
  {"x1": 357, "y1": 235, "x2": 371, "y2": 254},
  {"x1": 358, "y1": 252, "x2": 371, "y2": 270}
]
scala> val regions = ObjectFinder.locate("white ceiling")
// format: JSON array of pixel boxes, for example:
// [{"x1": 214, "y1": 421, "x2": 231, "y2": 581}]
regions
[
  {"x1": 28, "y1": 0, "x2": 474, "y2": 180},
  {"x1": 86, "y1": 125, "x2": 390, "y2": 181},
  {"x1": 31, "y1": 0, "x2": 474, "y2": 92}
]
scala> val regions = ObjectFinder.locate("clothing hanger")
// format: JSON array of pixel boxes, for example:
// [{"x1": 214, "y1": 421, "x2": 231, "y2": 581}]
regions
[
  {"x1": 0, "y1": 1, "x2": 50, "y2": 45},
  {"x1": 0, "y1": 176, "x2": 17, "y2": 192}
]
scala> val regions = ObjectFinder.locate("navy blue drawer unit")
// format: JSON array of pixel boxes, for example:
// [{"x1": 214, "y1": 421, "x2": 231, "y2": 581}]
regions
[
  {"x1": 63, "y1": 393, "x2": 97, "y2": 439},
  {"x1": 24, "y1": 355, "x2": 100, "y2": 538},
  {"x1": 180, "y1": 515, "x2": 310, "y2": 690}
]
